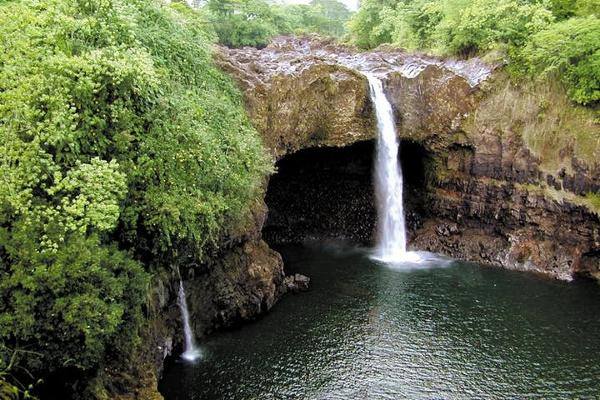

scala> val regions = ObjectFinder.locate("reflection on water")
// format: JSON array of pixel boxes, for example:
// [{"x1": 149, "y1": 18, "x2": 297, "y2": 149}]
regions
[{"x1": 159, "y1": 241, "x2": 600, "y2": 400}]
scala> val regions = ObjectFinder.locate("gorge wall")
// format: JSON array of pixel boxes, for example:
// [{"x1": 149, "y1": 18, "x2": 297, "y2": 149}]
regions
[
  {"x1": 111, "y1": 199, "x2": 286, "y2": 399},
  {"x1": 218, "y1": 36, "x2": 600, "y2": 282}
]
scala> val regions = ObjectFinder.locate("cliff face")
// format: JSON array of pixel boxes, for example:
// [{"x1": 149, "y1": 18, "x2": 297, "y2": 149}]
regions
[
  {"x1": 112, "y1": 200, "x2": 285, "y2": 400},
  {"x1": 134, "y1": 35, "x2": 599, "y2": 400},
  {"x1": 218, "y1": 36, "x2": 600, "y2": 281}
]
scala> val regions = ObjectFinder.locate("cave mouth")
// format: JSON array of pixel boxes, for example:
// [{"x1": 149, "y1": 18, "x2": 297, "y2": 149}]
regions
[{"x1": 263, "y1": 139, "x2": 431, "y2": 246}]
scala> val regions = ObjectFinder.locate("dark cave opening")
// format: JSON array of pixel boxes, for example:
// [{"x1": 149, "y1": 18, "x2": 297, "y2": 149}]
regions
[{"x1": 263, "y1": 139, "x2": 432, "y2": 246}]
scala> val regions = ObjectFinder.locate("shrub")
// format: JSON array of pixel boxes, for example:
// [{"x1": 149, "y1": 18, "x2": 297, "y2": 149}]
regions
[
  {"x1": 0, "y1": 0, "x2": 271, "y2": 392},
  {"x1": 436, "y1": 0, "x2": 554, "y2": 55},
  {"x1": 522, "y1": 16, "x2": 600, "y2": 105}
]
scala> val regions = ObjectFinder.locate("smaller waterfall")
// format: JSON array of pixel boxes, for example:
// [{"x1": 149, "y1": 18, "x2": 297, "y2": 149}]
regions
[
  {"x1": 366, "y1": 74, "x2": 421, "y2": 264},
  {"x1": 178, "y1": 280, "x2": 201, "y2": 361}
]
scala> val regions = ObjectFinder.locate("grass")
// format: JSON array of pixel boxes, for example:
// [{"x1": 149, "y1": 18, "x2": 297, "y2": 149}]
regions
[
  {"x1": 508, "y1": 182, "x2": 600, "y2": 217},
  {"x1": 471, "y1": 73, "x2": 600, "y2": 174},
  {"x1": 585, "y1": 192, "x2": 600, "y2": 215}
]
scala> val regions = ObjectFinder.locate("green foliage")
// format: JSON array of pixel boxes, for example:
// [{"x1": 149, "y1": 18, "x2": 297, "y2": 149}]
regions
[
  {"x1": 586, "y1": 192, "x2": 600, "y2": 214},
  {"x1": 384, "y1": 0, "x2": 445, "y2": 51},
  {"x1": 207, "y1": 0, "x2": 279, "y2": 47},
  {"x1": 0, "y1": 376, "x2": 19, "y2": 400},
  {"x1": 522, "y1": 16, "x2": 600, "y2": 105},
  {"x1": 0, "y1": 235, "x2": 147, "y2": 371},
  {"x1": 206, "y1": 0, "x2": 352, "y2": 48},
  {"x1": 349, "y1": 0, "x2": 599, "y2": 106},
  {"x1": 348, "y1": 0, "x2": 396, "y2": 48},
  {"x1": 304, "y1": 0, "x2": 353, "y2": 37},
  {"x1": 0, "y1": 0, "x2": 271, "y2": 393},
  {"x1": 350, "y1": 0, "x2": 554, "y2": 53},
  {"x1": 549, "y1": 0, "x2": 600, "y2": 19},
  {"x1": 439, "y1": 0, "x2": 554, "y2": 55}
]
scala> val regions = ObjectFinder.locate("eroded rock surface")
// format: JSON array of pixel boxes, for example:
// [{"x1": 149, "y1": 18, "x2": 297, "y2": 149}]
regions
[
  {"x1": 217, "y1": 36, "x2": 491, "y2": 158},
  {"x1": 220, "y1": 36, "x2": 600, "y2": 281},
  {"x1": 126, "y1": 35, "x2": 600, "y2": 400}
]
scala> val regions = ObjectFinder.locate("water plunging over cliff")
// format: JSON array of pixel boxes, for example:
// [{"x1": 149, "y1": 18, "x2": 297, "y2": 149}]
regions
[
  {"x1": 178, "y1": 280, "x2": 201, "y2": 361},
  {"x1": 367, "y1": 75, "x2": 421, "y2": 264}
]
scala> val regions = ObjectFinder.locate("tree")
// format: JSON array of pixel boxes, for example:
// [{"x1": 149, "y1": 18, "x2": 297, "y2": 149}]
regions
[
  {"x1": 348, "y1": 0, "x2": 397, "y2": 48},
  {"x1": 207, "y1": 0, "x2": 280, "y2": 47},
  {"x1": 522, "y1": 15, "x2": 600, "y2": 105},
  {"x1": 0, "y1": 0, "x2": 270, "y2": 394}
]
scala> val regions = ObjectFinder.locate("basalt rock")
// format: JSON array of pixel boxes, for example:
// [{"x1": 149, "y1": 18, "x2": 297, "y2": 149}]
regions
[
  {"x1": 284, "y1": 273, "x2": 311, "y2": 293},
  {"x1": 220, "y1": 36, "x2": 600, "y2": 281},
  {"x1": 111, "y1": 199, "x2": 286, "y2": 400},
  {"x1": 130, "y1": 35, "x2": 599, "y2": 399}
]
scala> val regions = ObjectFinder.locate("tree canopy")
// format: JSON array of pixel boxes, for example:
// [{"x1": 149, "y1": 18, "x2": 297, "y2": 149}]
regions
[
  {"x1": 348, "y1": 0, "x2": 600, "y2": 105},
  {"x1": 206, "y1": 0, "x2": 352, "y2": 47}
]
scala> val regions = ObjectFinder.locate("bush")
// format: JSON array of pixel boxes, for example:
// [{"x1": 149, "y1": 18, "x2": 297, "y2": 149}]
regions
[
  {"x1": 348, "y1": 0, "x2": 397, "y2": 49},
  {"x1": 522, "y1": 16, "x2": 600, "y2": 105},
  {"x1": 0, "y1": 0, "x2": 271, "y2": 392},
  {"x1": 439, "y1": 0, "x2": 554, "y2": 55},
  {"x1": 549, "y1": 0, "x2": 600, "y2": 19},
  {"x1": 0, "y1": 234, "x2": 147, "y2": 371}
]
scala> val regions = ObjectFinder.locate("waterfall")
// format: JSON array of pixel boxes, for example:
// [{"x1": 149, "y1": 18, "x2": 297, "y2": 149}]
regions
[
  {"x1": 366, "y1": 74, "x2": 421, "y2": 264},
  {"x1": 178, "y1": 279, "x2": 201, "y2": 361}
]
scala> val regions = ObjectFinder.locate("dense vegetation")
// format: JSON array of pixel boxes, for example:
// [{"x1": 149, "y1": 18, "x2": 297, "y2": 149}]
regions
[
  {"x1": 0, "y1": 0, "x2": 598, "y2": 397},
  {"x1": 206, "y1": 0, "x2": 352, "y2": 47},
  {"x1": 0, "y1": 0, "x2": 270, "y2": 396},
  {"x1": 348, "y1": 0, "x2": 600, "y2": 105}
]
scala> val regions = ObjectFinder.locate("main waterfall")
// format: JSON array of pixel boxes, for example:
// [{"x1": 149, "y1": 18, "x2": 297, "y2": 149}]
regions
[{"x1": 366, "y1": 74, "x2": 421, "y2": 264}]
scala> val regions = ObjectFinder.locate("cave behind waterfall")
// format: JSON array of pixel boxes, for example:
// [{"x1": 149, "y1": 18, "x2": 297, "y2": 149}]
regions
[{"x1": 263, "y1": 140, "x2": 430, "y2": 245}]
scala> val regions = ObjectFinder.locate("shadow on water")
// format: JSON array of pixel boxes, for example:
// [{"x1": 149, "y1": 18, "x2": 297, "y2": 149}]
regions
[{"x1": 159, "y1": 240, "x2": 600, "y2": 400}]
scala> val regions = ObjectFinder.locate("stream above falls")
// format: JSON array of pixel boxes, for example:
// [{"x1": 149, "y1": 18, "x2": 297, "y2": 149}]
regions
[{"x1": 159, "y1": 241, "x2": 600, "y2": 399}]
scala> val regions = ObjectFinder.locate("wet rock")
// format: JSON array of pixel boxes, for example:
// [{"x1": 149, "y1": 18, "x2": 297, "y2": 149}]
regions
[
  {"x1": 436, "y1": 222, "x2": 460, "y2": 237},
  {"x1": 284, "y1": 274, "x2": 311, "y2": 293},
  {"x1": 217, "y1": 36, "x2": 492, "y2": 158}
]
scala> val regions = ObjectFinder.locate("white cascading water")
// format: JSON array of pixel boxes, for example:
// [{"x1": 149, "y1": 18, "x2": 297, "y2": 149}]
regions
[
  {"x1": 178, "y1": 280, "x2": 201, "y2": 361},
  {"x1": 366, "y1": 74, "x2": 421, "y2": 264}
]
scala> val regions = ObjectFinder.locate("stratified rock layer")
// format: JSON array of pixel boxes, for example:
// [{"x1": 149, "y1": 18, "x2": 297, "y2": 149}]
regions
[{"x1": 219, "y1": 36, "x2": 600, "y2": 281}]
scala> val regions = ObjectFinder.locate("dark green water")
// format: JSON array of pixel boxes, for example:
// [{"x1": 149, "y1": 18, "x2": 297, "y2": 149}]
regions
[{"x1": 159, "y1": 241, "x2": 600, "y2": 399}]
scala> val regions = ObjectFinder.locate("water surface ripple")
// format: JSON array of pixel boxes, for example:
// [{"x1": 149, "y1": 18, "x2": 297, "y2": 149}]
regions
[{"x1": 159, "y1": 241, "x2": 600, "y2": 400}]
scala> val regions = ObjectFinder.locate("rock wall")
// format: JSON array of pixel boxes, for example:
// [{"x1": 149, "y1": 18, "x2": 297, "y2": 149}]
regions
[
  {"x1": 131, "y1": 34, "x2": 599, "y2": 400},
  {"x1": 219, "y1": 36, "x2": 600, "y2": 281},
  {"x1": 109, "y1": 198, "x2": 286, "y2": 400}
]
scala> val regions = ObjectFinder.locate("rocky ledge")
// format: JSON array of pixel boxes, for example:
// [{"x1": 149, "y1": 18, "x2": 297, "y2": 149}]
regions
[{"x1": 218, "y1": 35, "x2": 600, "y2": 281}]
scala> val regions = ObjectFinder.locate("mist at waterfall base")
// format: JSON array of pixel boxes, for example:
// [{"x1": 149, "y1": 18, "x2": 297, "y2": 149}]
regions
[
  {"x1": 159, "y1": 241, "x2": 600, "y2": 399},
  {"x1": 178, "y1": 280, "x2": 201, "y2": 362},
  {"x1": 367, "y1": 74, "x2": 430, "y2": 266}
]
